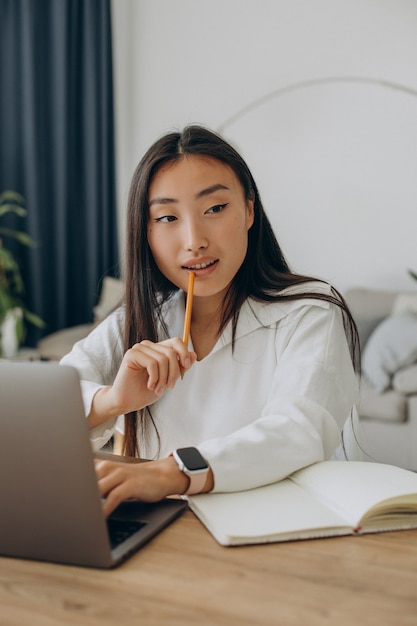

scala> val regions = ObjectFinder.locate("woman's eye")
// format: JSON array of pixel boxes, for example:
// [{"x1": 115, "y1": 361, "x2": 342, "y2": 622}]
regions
[
  {"x1": 154, "y1": 215, "x2": 177, "y2": 223},
  {"x1": 207, "y1": 203, "x2": 228, "y2": 214}
]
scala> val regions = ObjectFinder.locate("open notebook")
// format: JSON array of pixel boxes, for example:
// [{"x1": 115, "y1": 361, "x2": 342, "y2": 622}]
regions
[
  {"x1": 0, "y1": 361, "x2": 187, "y2": 568},
  {"x1": 187, "y1": 460, "x2": 417, "y2": 546}
]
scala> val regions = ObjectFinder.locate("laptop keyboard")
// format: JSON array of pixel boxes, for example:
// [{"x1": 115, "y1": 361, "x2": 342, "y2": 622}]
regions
[{"x1": 107, "y1": 518, "x2": 146, "y2": 549}]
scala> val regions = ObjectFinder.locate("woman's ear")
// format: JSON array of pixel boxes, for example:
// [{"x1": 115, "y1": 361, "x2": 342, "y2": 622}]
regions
[{"x1": 246, "y1": 198, "x2": 255, "y2": 230}]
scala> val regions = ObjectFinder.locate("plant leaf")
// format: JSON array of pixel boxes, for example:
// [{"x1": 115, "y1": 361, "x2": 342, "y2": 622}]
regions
[
  {"x1": 0, "y1": 204, "x2": 27, "y2": 218},
  {"x1": 0, "y1": 286, "x2": 14, "y2": 319},
  {"x1": 0, "y1": 190, "x2": 25, "y2": 205},
  {"x1": 0, "y1": 227, "x2": 36, "y2": 247},
  {"x1": 15, "y1": 310, "x2": 26, "y2": 343},
  {"x1": 23, "y1": 309, "x2": 46, "y2": 328}
]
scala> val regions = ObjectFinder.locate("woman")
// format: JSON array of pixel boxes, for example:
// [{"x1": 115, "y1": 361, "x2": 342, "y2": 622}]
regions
[{"x1": 61, "y1": 125, "x2": 362, "y2": 516}]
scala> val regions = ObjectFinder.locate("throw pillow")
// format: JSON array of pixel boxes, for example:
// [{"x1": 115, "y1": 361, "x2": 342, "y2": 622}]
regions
[
  {"x1": 361, "y1": 312, "x2": 417, "y2": 392},
  {"x1": 392, "y1": 363, "x2": 417, "y2": 395},
  {"x1": 93, "y1": 276, "x2": 124, "y2": 322},
  {"x1": 392, "y1": 293, "x2": 417, "y2": 315}
]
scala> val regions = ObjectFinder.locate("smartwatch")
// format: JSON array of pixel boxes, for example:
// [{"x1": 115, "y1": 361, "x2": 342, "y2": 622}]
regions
[{"x1": 171, "y1": 447, "x2": 209, "y2": 495}]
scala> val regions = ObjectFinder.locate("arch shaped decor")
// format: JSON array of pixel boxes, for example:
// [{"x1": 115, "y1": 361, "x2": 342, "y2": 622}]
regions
[
  {"x1": 215, "y1": 75, "x2": 417, "y2": 292},
  {"x1": 217, "y1": 76, "x2": 417, "y2": 133}
]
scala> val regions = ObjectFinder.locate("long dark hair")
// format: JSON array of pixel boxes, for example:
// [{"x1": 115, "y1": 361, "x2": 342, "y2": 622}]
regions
[{"x1": 122, "y1": 125, "x2": 359, "y2": 457}]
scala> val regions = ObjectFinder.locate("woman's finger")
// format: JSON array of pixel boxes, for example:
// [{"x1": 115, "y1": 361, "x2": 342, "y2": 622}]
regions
[{"x1": 128, "y1": 340, "x2": 183, "y2": 392}]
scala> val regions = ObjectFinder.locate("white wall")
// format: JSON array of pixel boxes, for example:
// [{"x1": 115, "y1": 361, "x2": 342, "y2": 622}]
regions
[{"x1": 111, "y1": 0, "x2": 417, "y2": 294}]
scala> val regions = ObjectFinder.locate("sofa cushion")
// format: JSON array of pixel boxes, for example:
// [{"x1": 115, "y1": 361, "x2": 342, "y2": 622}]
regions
[
  {"x1": 93, "y1": 276, "x2": 124, "y2": 322},
  {"x1": 344, "y1": 288, "x2": 397, "y2": 348},
  {"x1": 392, "y1": 292, "x2": 417, "y2": 316},
  {"x1": 37, "y1": 323, "x2": 92, "y2": 361},
  {"x1": 392, "y1": 363, "x2": 417, "y2": 395},
  {"x1": 358, "y1": 377, "x2": 407, "y2": 423},
  {"x1": 361, "y1": 311, "x2": 417, "y2": 392}
]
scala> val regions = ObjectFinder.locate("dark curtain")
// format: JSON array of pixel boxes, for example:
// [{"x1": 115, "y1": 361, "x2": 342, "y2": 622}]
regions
[{"x1": 0, "y1": 0, "x2": 119, "y2": 346}]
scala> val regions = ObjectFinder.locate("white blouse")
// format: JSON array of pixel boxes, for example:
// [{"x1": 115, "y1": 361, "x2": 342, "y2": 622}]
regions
[{"x1": 60, "y1": 282, "x2": 362, "y2": 493}]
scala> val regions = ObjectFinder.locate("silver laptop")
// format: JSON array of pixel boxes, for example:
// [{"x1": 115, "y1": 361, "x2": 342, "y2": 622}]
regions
[{"x1": 0, "y1": 360, "x2": 187, "y2": 569}]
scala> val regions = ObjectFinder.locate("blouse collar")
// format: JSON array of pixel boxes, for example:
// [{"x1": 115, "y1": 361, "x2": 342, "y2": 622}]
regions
[{"x1": 161, "y1": 281, "x2": 331, "y2": 355}]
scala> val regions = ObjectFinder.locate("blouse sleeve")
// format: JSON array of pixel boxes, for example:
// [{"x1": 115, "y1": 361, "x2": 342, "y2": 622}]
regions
[
  {"x1": 59, "y1": 307, "x2": 125, "y2": 450},
  {"x1": 198, "y1": 301, "x2": 361, "y2": 492}
]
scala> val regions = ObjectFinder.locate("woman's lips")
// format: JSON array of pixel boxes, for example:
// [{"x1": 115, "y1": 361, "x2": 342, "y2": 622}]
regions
[
  {"x1": 182, "y1": 259, "x2": 219, "y2": 275},
  {"x1": 182, "y1": 259, "x2": 217, "y2": 270}
]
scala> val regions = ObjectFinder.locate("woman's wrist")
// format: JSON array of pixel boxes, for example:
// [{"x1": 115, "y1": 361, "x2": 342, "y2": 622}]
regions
[
  {"x1": 160, "y1": 455, "x2": 191, "y2": 495},
  {"x1": 88, "y1": 386, "x2": 121, "y2": 428},
  {"x1": 162, "y1": 455, "x2": 214, "y2": 495}
]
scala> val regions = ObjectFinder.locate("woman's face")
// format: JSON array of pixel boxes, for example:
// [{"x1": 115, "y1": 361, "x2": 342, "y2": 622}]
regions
[{"x1": 147, "y1": 155, "x2": 254, "y2": 299}]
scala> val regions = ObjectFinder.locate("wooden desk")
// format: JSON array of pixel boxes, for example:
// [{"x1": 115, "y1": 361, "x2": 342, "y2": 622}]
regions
[{"x1": 1, "y1": 511, "x2": 416, "y2": 626}]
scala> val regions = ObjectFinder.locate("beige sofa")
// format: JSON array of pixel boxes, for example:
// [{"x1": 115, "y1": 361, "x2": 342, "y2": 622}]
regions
[{"x1": 345, "y1": 287, "x2": 417, "y2": 471}]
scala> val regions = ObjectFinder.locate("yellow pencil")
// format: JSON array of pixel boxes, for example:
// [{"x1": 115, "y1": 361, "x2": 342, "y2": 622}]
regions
[
  {"x1": 183, "y1": 271, "x2": 195, "y2": 346},
  {"x1": 180, "y1": 271, "x2": 195, "y2": 379}
]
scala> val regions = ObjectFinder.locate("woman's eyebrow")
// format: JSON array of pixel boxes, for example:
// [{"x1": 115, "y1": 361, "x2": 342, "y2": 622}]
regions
[
  {"x1": 149, "y1": 196, "x2": 177, "y2": 207},
  {"x1": 149, "y1": 184, "x2": 230, "y2": 207},
  {"x1": 196, "y1": 184, "x2": 230, "y2": 199}
]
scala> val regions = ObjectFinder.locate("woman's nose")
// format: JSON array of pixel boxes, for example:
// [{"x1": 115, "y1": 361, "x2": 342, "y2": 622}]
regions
[{"x1": 183, "y1": 219, "x2": 208, "y2": 251}]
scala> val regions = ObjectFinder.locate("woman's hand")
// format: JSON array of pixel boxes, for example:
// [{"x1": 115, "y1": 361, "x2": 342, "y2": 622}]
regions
[
  {"x1": 88, "y1": 337, "x2": 196, "y2": 428},
  {"x1": 95, "y1": 456, "x2": 189, "y2": 516},
  {"x1": 95, "y1": 456, "x2": 214, "y2": 516}
]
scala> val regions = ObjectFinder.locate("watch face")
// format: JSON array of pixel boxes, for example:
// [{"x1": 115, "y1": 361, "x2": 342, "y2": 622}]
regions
[{"x1": 176, "y1": 447, "x2": 208, "y2": 471}]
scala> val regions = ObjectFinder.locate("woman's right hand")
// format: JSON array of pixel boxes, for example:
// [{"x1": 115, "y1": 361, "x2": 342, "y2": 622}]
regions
[{"x1": 88, "y1": 337, "x2": 196, "y2": 428}]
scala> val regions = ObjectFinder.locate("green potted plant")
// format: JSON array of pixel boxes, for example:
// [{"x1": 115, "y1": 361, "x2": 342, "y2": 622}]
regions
[{"x1": 0, "y1": 190, "x2": 44, "y2": 357}]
